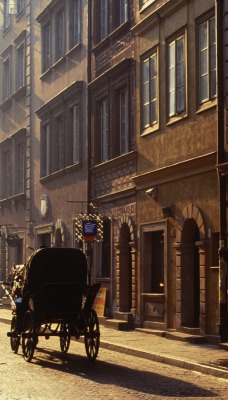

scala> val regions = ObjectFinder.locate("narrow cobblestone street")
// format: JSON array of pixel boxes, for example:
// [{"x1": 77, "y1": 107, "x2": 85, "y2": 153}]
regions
[{"x1": 0, "y1": 323, "x2": 228, "y2": 400}]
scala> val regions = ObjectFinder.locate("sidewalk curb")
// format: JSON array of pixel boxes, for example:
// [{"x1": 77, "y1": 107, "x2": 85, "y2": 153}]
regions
[
  {"x1": 1, "y1": 316, "x2": 228, "y2": 380},
  {"x1": 99, "y1": 341, "x2": 228, "y2": 380}
]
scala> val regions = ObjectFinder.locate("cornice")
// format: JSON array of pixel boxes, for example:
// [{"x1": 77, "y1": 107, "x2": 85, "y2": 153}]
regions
[
  {"x1": 132, "y1": 152, "x2": 217, "y2": 189},
  {"x1": 36, "y1": 81, "x2": 83, "y2": 118},
  {"x1": 132, "y1": 0, "x2": 187, "y2": 36},
  {"x1": 92, "y1": 151, "x2": 137, "y2": 174}
]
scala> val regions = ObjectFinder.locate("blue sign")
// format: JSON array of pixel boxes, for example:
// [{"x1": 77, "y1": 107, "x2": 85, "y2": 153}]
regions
[{"x1": 82, "y1": 220, "x2": 97, "y2": 236}]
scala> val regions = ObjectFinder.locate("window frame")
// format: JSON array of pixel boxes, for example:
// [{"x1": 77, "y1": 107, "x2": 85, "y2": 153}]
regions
[
  {"x1": 41, "y1": 21, "x2": 51, "y2": 73},
  {"x1": 55, "y1": 7, "x2": 65, "y2": 61},
  {"x1": 40, "y1": 122, "x2": 51, "y2": 178},
  {"x1": 100, "y1": 0, "x2": 108, "y2": 41},
  {"x1": 2, "y1": 147, "x2": 11, "y2": 199},
  {"x1": 15, "y1": 139, "x2": 26, "y2": 195},
  {"x1": 16, "y1": 42, "x2": 26, "y2": 90},
  {"x1": 167, "y1": 30, "x2": 187, "y2": 122},
  {"x1": 197, "y1": 14, "x2": 216, "y2": 107},
  {"x1": 141, "y1": 48, "x2": 159, "y2": 134},
  {"x1": 69, "y1": 0, "x2": 81, "y2": 49},
  {"x1": 100, "y1": 97, "x2": 109, "y2": 162},
  {"x1": 2, "y1": 56, "x2": 11, "y2": 101},
  {"x1": 17, "y1": 0, "x2": 25, "y2": 15},
  {"x1": 119, "y1": 87, "x2": 129, "y2": 154},
  {"x1": 53, "y1": 113, "x2": 65, "y2": 172}
]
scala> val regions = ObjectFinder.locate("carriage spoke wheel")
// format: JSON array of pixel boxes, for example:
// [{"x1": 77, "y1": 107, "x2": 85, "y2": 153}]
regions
[
  {"x1": 22, "y1": 311, "x2": 37, "y2": 362},
  {"x1": 10, "y1": 315, "x2": 20, "y2": 354},
  {"x1": 84, "y1": 309, "x2": 100, "y2": 361},
  {"x1": 59, "y1": 323, "x2": 71, "y2": 353}
]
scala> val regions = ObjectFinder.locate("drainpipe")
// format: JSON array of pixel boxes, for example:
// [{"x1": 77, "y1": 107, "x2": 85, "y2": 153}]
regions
[
  {"x1": 86, "y1": 0, "x2": 93, "y2": 285},
  {"x1": 216, "y1": 0, "x2": 228, "y2": 342}
]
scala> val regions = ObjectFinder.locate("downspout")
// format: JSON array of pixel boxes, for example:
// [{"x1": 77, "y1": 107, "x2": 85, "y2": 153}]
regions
[
  {"x1": 216, "y1": 0, "x2": 228, "y2": 342},
  {"x1": 86, "y1": 0, "x2": 92, "y2": 285}
]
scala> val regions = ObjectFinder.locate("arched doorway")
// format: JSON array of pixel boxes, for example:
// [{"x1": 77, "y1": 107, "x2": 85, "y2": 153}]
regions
[
  {"x1": 174, "y1": 203, "x2": 206, "y2": 334},
  {"x1": 181, "y1": 219, "x2": 200, "y2": 328},
  {"x1": 115, "y1": 213, "x2": 136, "y2": 316}
]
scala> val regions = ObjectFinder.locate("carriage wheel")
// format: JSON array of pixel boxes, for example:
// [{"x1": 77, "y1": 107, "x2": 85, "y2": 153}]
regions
[
  {"x1": 84, "y1": 309, "x2": 100, "y2": 360},
  {"x1": 59, "y1": 323, "x2": 71, "y2": 353},
  {"x1": 10, "y1": 315, "x2": 20, "y2": 354},
  {"x1": 22, "y1": 311, "x2": 37, "y2": 362}
]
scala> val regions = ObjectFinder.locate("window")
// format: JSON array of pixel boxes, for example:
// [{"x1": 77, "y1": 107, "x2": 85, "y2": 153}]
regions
[
  {"x1": 2, "y1": 149, "x2": 11, "y2": 198},
  {"x1": 119, "y1": 0, "x2": 128, "y2": 25},
  {"x1": 40, "y1": 123, "x2": 50, "y2": 178},
  {"x1": 101, "y1": 0, "x2": 108, "y2": 40},
  {"x1": 17, "y1": 0, "x2": 25, "y2": 14},
  {"x1": 3, "y1": 0, "x2": 10, "y2": 30},
  {"x1": 54, "y1": 116, "x2": 64, "y2": 172},
  {"x1": 168, "y1": 34, "x2": 186, "y2": 117},
  {"x1": 119, "y1": 89, "x2": 128, "y2": 154},
  {"x1": 55, "y1": 8, "x2": 65, "y2": 60},
  {"x1": 42, "y1": 23, "x2": 51, "y2": 72},
  {"x1": 101, "y1": 98, "x2": 109, "y2": 162},
  {"x1": 142, "y1": 51, "x2": 158, "y2": 129},
  {"x1": 3, "y1": 57, "x2": 10, "y2": 101},
  {"x1": 69, "y1": 0, "x2": 80, "y2": 48},
  {"x1": 66, "y1": 105, "x2": 80, "y2": 166},
  {"x1": 16, "y1": 43, "x2": 25, "y2": 89},
  {"x1": 198, "y1": 16, "x2": 216, "y2": 104},
  {"x1": 16, "y1": 141, "x2": 25, "y2": 194},
  {"x1": 72, "y1": 105, "x2": 80, "y2": 164}
]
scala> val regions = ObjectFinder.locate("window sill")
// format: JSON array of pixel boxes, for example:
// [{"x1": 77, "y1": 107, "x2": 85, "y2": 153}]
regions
[
  {"x1": 141, "y1": 123, "x2": 159, "y2": 137},
  {"x1": 140, "y1": 0, "x2": 157, "y2": 13},
  {"x1": 0, "y1": 193, "x2": 26, "y2": 210},
  {"x1": 66, "y1": 43, "x2": 82, "y2": 58},
  {"x1": 92, "y1": 37, "x2": 109, "y2": 53},
  {"x1": 16, "y1": 9, "x2": 25, "y2": 21},
  {"x1": 0, "y1": 98, "x2": 12, "y2": 111},
  {"x1": 196, "y1": 99, "x2": 217, "y2": 114},
  {"x1": 12, "y1": 86, "x2": 26, "y2": 100},
  {"x1": 166, "y1": 112, "x2": 188, "y2": 127},
  {"x1": 52, "y1": 55, "x2": 66, "y2": 69},
  {"x1": 109, "y1": 21, "x2": 131, "y2": 39},
  {"x1": 40, "y1": 163, "x2": 80, "y2": 182},
  {"x1": 40, "y1": 67, "x2": 52, "y2": 80}
]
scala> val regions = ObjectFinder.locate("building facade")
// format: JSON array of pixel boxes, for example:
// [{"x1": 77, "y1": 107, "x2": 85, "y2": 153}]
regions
[
  {"x1": 0, "y1": 0, "x2": 89, "y2": 295},
  {"x1": 88, "y1": 0, "x2": 137, "y2": 320},
  {"x1": 0, "y1": 0, "x2": 228, "y2": 341},
  {"x1": 133, "y1": 0, "x2": 220, "y2": 338}
]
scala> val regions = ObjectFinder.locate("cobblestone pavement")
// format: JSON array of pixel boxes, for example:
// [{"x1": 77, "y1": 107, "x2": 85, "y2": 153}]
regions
[
  {"x1": 0, "y1": 314, "x2": 228, "y2": 400},
  {"x1": 1, "y1": 308, "x2": 228, "y2": 380}
]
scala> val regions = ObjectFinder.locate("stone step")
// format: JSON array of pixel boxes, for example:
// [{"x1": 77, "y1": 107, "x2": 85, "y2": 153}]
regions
[
  {"x1": 166, "y1": 330, "x2": 206, "y2": 344},
  {"x1": 135, "y1": 327, "x2": 166, "y2": 337},
  {"x1": 104, "y1": 318, "x2": 134, "y2": 331}
]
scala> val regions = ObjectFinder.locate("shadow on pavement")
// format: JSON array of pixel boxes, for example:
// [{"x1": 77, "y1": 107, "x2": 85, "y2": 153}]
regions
[{"x1": 28, "y1": 346, "x2": 219, "y2": 398}]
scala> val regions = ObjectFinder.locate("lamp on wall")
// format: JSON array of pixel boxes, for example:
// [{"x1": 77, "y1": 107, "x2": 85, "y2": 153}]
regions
[
  {"x1": 145, "y1": 186, "x2": 157, "y2": 198},
  {"x1": 162, "y1": 205, "x2": 173, "y2": 218}
]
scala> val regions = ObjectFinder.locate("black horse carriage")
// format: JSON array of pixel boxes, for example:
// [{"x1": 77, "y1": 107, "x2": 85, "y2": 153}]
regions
[{"x1": 1, "y1": 247, "x2": 101, "y2": 362}]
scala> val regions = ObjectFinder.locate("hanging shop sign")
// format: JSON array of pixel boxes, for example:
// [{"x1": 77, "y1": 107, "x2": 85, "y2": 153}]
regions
[{"x1": 75, "y1": 213, "x2": 103, "y2": 243}]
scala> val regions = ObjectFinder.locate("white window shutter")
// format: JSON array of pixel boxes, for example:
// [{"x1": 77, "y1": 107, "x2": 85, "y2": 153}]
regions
[
  {"x1": 0, "y1": 1, "x2": 4, "y2": 30},
  {"x1": 8, "y1": 0, "x2": 17, "y2": 15}
]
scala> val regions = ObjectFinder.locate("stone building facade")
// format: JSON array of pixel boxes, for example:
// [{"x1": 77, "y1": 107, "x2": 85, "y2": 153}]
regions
[
  {"x1": 133, "y1": 0, "x2": 220, "y2": 339},
  {"x1": 0, "y1": 0, "x2": 227, "y2": 341}
]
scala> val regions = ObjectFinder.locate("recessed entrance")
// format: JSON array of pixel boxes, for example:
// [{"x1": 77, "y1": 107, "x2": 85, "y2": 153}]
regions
[
  {"x1": 175, "y1": 203, "x2": 206, "y2": 334},
  {"x1": 119, "y1": 222, "x2": 132, "y2": 312},
  {"x1": 181, "y1": 219, "x2": 200, "y2": 328}
]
